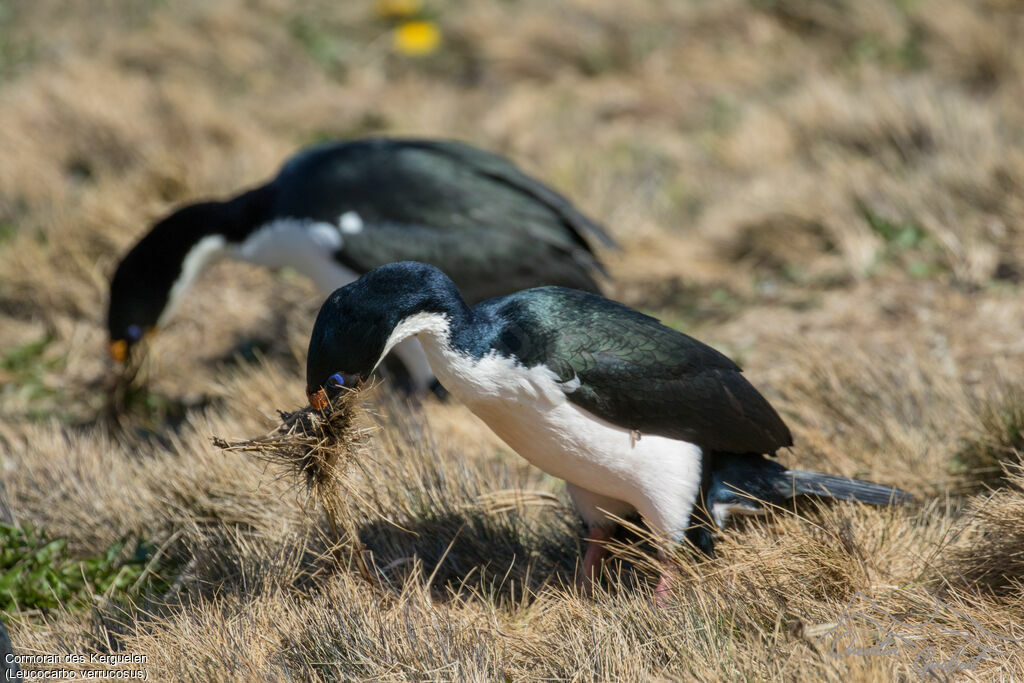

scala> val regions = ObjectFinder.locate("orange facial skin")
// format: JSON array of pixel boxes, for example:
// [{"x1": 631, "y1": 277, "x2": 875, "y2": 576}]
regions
[
  {"x1": 109, "y1": 340, "x2": 128, "y2": 363},
  {"x1": 108, "y1": 327, "x2": 156, "y2": 364},
  {"x1": 307, "y1": 387, "x2": 330, "y2": 411}
]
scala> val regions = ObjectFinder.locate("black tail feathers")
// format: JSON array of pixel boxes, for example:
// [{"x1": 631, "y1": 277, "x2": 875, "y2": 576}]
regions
[
  {"x1": 784, "y1": 469, "x2": 913, "y2": 506},
  {"x1": 707, "y1": 453, "x2": 913, "y2": 528}
]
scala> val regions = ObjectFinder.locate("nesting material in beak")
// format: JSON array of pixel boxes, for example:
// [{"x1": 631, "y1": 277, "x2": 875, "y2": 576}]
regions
[
  {"x1": 103, "y1": 336, "x2": 153, "y2": 424},
  {"x1": 213, "y1": 382, "x2": 376, "y2": 584}
]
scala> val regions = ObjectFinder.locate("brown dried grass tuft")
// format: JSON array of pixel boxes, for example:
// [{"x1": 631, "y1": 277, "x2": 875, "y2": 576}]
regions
[
  {"x1": 214, "y1": 386, "x2": 376, "y2": 583},
  {"x1": 946, "y1": 458, "x2": 1024, "y2": 594},
  {"x1": 955, "y1": 387, "x2": 1024, "y2": 491}
]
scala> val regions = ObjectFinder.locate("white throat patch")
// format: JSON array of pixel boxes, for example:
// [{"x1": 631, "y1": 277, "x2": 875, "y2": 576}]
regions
[
  {"x1": 375, "y1": 312, "x2": 452, "y2": 372},
  {"x1": 156, "y1": 218, "x2": 362, "y2": 331},
  {"x1": 160, "y1": 234, "x2": 227, "y2": 327}
]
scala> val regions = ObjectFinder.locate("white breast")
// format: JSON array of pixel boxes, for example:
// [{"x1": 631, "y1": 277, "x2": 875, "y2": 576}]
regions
[
  {"x1": 233, "y1": 218, "x2": 359, "y2": 294},
  {"x1": 401, "y1": 313, "x2": 706, "y2": 540}
]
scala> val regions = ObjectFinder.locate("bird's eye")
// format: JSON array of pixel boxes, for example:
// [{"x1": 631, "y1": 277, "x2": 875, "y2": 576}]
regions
[
  {"x1": 126, "y1": 325, "x2": 143, "y2": 342},
  {"x1": 328, "y1": 373, "x2": 345, "y2": 388}
]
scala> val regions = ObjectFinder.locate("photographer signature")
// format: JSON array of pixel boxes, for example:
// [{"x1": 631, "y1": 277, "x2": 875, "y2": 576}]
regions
[{"x1": 812, "y1": 592, "x2": 1021, "y2": 677}]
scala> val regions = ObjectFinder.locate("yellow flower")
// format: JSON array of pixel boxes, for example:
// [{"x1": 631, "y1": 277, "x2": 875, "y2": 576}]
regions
[
  {"x1": 375, "y1": 0, "x2": 422, "y2": 20},
  {"x1": 393, "y1": 20, "x2": 441, "y2": 57}
]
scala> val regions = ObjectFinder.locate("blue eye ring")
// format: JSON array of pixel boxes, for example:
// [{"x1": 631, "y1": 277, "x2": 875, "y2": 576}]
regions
[
  {"x1": 126, "y1": 324, "x2": 143, "y2": 342},
  {"x1": 328, "y1": 373, "x2": 345, "y2": 388}
]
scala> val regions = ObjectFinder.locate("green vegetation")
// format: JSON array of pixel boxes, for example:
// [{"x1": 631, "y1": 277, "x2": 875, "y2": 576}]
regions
[
  {"x1": 0, "y1": 334, "x2": 61, "y2": 404},
  {"x1": 0, "y1": 222, "x2": 15, "y2": 246},
  {"x1": 861, "y1": 204, "x2": 927, "y2": 250},
  {"x1": 288, "y1": 16, "x2": 354, "y2": 81},
  {"x1": 0, "y1": 2, "x2": 37, "y2": 87},
  {"x1": 850, "y1": 27, "x2": 926, "y2": 71},
  {"x1": 954, "y1": 388, "x2": 1024, "y2": 491},
  {"x1": 0, "y1": 523, "x2": 163, "y2": 614},
  {"x1": 859, "y1": 202, "x2": 945, "y2": 278}
]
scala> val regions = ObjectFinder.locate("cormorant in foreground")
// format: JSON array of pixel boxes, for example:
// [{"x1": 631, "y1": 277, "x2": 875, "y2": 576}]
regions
[{"x1": 305, "y1": 262, "x2": 912, "y2": 596}]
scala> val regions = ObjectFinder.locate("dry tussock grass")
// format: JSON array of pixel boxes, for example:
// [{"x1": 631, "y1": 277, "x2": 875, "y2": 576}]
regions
[
  {"x1": 946, "y1": 461, "x2": 1024, "y2": 593},
  {"x1": 2, "y1": 0, "x2": 1024, "y2": 679}
]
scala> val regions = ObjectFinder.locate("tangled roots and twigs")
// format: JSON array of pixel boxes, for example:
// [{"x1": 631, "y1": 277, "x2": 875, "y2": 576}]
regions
[{"x1": 213, "y1": 386, "x2": 377, "y2": 584}]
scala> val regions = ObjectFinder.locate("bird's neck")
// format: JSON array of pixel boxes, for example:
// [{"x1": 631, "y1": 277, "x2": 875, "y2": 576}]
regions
[
  {"x1": 375, "y1": 287, "x2": 473, "y2": 372},
  {"x1": 212, "y1": 184, "x2": 275, "y2": 244},
  {"x1": 155, "y1": 185, "x2": 274, "y2": 326},
  {"x1": 379, "y1": 311, "x2": 457, "y2": 365},
  {"x1": 171, "y1": 185, "x2": 274, "y2": 254}
]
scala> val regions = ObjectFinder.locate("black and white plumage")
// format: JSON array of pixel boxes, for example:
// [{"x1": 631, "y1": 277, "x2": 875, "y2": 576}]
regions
[
  {"x1": 107, "y1": 138, "x2": 614, "y2": 391},
  {"x1": 305, "y1": 262, "x2": 912, "y2": 594}
]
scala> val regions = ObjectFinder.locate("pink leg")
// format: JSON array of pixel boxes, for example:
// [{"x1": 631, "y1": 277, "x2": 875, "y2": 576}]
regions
[
  {"x1": 577, "y1": 524, "x2": 614, "y2": 596},
  {"x1": 652, "y1": 558, "x2": 675, "y2": 608}
]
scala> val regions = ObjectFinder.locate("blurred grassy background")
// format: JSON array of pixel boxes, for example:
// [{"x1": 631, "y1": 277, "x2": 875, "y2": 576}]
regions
[{"x1": 1, "y1": 0, "x2": 1023, "y2": 679}]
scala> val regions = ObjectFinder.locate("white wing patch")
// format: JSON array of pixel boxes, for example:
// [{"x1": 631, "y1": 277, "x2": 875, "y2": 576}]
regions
[
  {"x1": 711, "y1": 502, "x2": 765, "y2": 529},
  {"x1": 307, "y1": 221, "x2": 345, "y2": 249},
  {"x1": 338, "y1": 211, "x2": 364, "y2": 235},
  {"x1": 239, "y1": 217, "x2": 343, "y2": 261}
]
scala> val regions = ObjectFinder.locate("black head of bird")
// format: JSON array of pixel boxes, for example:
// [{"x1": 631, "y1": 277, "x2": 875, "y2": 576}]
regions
[
  {"x1": 305, "y1": 261, "x2": 468, "y2": 408},
  {"x1": 106, "y1": 201, "x2": 234, "y2": 365}
]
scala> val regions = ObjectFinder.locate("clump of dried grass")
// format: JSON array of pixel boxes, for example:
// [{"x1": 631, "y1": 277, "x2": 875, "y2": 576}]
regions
[
  {"x1": 770, "y1": 344, "x2": 974, "y2": 497},
  {"x1": 955, "y1": 386, "x2": 1024, "y2": 491},
  {"x1": 213, "y1": 387, "x2": 376, "y2": 583},
  {"x1": 946, "y1": 458, "x2": 1024, "y2": 594}
]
